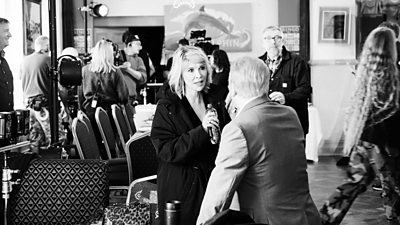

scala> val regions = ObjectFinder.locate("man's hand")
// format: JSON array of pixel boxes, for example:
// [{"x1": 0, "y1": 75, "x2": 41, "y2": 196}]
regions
[
  {"x1": 118, "y1": 61, "x2": 131, "y2": 70},
  {"x1": 269, "y1": 91, "x2": 285, "y2": 104}
]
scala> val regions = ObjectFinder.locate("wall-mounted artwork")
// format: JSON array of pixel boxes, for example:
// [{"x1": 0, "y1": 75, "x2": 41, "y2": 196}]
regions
[
  {"x1": 23, "y1": 0, "x2": 42, "y2": 55},
  {"x1": 73, "y1": 28, "x2": 92, "y2": 54},
  {"x1": 164, "y1": 3, "x2": 252, "y2": 52},
  {"x1": 281, "y1": 26, "x2": 300, "y2": 54},
  {"x1": 318, "y1": 7, "x2": 351, "y2": 44}
]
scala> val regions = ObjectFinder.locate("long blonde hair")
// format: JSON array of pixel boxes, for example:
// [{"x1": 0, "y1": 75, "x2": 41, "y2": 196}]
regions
[
  {"x1": 343, "y1": 27, "x2": 400, "y2": 154},
  {"x1": 88, "y1": 40, "x2": 116, "y2": 74}
]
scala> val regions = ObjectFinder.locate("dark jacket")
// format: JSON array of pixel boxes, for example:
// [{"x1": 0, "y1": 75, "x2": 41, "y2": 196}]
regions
[
  {"x1": 0, "y1": 53, "x2": 14, "y2": 112},
  {"x1": 259, "y1": 46, "x2": 311, "y2": 134},
  {"x1": 151, "y1": 83, "x2": 230, "y2": 225}
]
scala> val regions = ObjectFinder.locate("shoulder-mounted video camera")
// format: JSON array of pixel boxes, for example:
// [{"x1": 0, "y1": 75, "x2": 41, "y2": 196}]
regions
[
  {"x1": 110, "y1": 41, "x2": 127, "y2": 66},
  {"x1": 58, "y1": 55, "x2": 82, "y2": 87},
  {"x1": 190, "y1": 30, "x2": 219, "y2": 56}
]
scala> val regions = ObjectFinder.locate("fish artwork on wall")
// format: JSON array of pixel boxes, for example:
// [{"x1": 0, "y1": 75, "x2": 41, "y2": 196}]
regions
[{"x1": 164, "y1": 3, "x2": 252, "y2": 52}]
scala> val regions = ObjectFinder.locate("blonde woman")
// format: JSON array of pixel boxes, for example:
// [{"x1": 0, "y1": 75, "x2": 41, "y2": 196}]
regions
[
  {"x1": 151, "y1": 46, "x2": 230, "y2": 225},
  {"x1": 82, "y1": 39, "x2": 128, "y2": 158},
  {"x1": 320, "y1": 27, "x2": 400, "y2": 224}
]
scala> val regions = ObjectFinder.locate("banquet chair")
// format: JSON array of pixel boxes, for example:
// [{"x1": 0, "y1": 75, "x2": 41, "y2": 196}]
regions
[
  {"x1": 125, "y1": 131, "x2": 157, "y2": 198},
  {"x1": 9, "y1": 159, "x2": 108, "y2": 225},
  {"x1": 125, "y1": 132, "x2": 158, "y2": 225},
  {"x1": 95, "y1": 107, "x2": 120, "y2": 159},
  {"x1": 112, "y1": 104, "x2": 131, "y2": 149},
  {"x1": 72, "y1": 112, "x2": 99, "y2": 160},
  {"x1": 72, "y1": 115, "x2": 129, "y2": 190},
  {"x1": 122, "y1": 104, "x2": 136, "y2": 136}
]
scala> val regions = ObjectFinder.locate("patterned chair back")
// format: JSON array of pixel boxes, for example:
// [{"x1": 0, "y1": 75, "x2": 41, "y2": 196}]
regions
[
  {"x1": 126, "y1": 132, "x2": 157, "y2": 183},
  {"x1": 125, "y1": 132, "x2": 158, "y2": 225},
  {"x1": 9, "y1": 159, "x2": 109, "y2": 225}
]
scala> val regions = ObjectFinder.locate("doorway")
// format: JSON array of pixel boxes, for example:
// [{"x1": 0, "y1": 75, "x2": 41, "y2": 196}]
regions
[{"x1": 129, "y1": 26, "x2": 165, "y2": 104}]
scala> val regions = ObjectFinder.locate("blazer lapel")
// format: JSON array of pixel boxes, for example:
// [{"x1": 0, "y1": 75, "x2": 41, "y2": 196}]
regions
[{"x1": 237, "y1": 96, "x2": 270, "y2": 117}]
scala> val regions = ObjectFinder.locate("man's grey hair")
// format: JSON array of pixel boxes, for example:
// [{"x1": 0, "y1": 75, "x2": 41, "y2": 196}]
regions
[
  {"x1": 34, "y1": 35, "x2": 49, "y2": 52},
  {"x1": 229, "y1": 56, "x2": 270, "y2": 98},
  {"x1": 262, "y1": 26, "x2": 283, "y2": 36}
]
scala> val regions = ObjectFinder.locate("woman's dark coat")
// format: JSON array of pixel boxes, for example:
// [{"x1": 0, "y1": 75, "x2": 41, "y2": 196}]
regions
[{"x1": 151, "y1": 83, "x2": 230, "y2": 225}]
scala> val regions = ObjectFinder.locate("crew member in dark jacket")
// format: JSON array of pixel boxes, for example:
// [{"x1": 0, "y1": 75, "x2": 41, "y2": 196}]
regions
[
  {"x1": 0, "y1": 18, "x2": 14, "y2": 148},
  {"x1": 259, "y1": 26, "x2": 311, "y2": 135},
  {"x1": 151, "y1": 46, "x2": 230, "y2": 225}
]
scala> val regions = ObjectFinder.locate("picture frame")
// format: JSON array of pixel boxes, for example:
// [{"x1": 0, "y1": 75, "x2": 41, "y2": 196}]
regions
[
  {"x1": 318, "y1": 7, "x2": 350, "y2": 44},
  {"x1": 23, "y1": 0, "x2": 42, "y2": 55}
]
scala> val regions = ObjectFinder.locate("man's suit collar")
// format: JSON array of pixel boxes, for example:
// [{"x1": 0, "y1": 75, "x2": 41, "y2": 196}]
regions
[{"x1": 236, "y1": 95, "x2": 272, "y2": 117}]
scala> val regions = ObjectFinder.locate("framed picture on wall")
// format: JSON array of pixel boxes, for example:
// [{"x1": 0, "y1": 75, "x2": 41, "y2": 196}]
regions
[
  {"x1": 23, "y1": 0, "x2": 42, "y2": 55},
  {"x1": 318, "y1": 7, "x2": 350, "y2": 44}
]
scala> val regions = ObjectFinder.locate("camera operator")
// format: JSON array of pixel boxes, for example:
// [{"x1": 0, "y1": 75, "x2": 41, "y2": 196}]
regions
[
  {"x1": 20, "y1": 36, "x2": 67, "y2": 153},
  {"x1": 190, "y1": 30, "x2": 219, "y2": 56},
  {"x1": 119, "y1": 33, "x2": 147, "y2": 106}
]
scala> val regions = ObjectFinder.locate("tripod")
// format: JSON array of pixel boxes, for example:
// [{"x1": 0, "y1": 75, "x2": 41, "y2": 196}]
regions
[{"x1": 2, "y1": 152, "x2": 20, "y2": 225}]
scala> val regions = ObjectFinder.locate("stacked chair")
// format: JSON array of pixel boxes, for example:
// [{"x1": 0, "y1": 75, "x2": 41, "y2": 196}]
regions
[
  {"x1": 122, "y1": 104, "x2": 136, "y2": 136},
  {"x1": 72, "y1": 106, "x2": 158, "y2": 224},
  {"x1": 95, "y1": 107, "x2": 120, "y2": 159},
  {"x1": 72, "y1": 111, "x2": 129, "y2": 190},
  {"x1": 111, "y1": 104, "x2": 131, "y2": 149}
]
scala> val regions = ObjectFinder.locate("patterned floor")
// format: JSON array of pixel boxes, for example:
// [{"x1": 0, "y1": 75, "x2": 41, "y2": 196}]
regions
[{"x1": 308, "y1": 156, "x2": 400, "y2": 225}]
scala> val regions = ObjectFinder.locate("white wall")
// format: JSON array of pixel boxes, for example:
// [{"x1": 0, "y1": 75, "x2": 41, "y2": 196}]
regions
[
  {"x1": 310, "y1": 0, "x2": 357, "y2": 155},
  {"x1": 1, "y1": 0, "x2": 25, "y2": 110},
  {"x1": 99, "y1": 0, "x2": 356, "y2": 155},
  {"x1": 97, "y1": 0, "x2": 278, "y2": 60}
]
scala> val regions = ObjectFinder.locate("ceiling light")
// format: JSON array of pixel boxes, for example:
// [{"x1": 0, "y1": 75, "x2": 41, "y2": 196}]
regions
[{"x1": 91, "y1": 3, "x2": 108, "y2": 17}]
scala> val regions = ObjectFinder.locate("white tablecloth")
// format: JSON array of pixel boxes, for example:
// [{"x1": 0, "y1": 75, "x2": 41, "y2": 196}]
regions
[
  {"x1": 305, "y1": 106, "x2": 322, "y2": 162},
  {"x1": 134, "y1": 104, "x2": 157, "y2": 133},
  {"x1": 133, "y1": 104, "x2": 323, "y2": 162}
]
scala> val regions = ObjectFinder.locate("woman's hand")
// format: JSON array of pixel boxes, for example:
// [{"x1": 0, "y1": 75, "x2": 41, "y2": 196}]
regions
[{"x1": 202, "y1": 112, "x2": 220, "y2": 133}]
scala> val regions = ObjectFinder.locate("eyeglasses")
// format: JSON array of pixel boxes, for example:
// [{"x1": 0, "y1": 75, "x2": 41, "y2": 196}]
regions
[{"x1": 264, "y1": 35, "x2": 283, "y2": 41}]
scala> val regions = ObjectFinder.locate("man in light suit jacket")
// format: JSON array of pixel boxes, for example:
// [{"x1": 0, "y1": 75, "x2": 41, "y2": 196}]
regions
[{"x1": 196, "y1": 56, "x2": 321, "y2": 225}]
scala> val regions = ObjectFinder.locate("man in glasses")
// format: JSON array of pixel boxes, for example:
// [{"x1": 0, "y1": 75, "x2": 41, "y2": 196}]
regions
[{"x1": 259, "y1": 26, "x2": 311, "y2": 136}]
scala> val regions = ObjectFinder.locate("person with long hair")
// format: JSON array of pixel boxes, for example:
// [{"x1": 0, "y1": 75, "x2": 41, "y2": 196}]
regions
[
  {"x1": 151, "y1": 45, "x2": 230, "y2": 225},
  {"x1": 320, "y1": 26, "x2": 400, "y2": 224},
  {"x1": 82, "y1": 39, "x2": 128, "y2": 159},
  {"x1": 210, "y1": 49, "x2": 230, "y2": 88}
]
